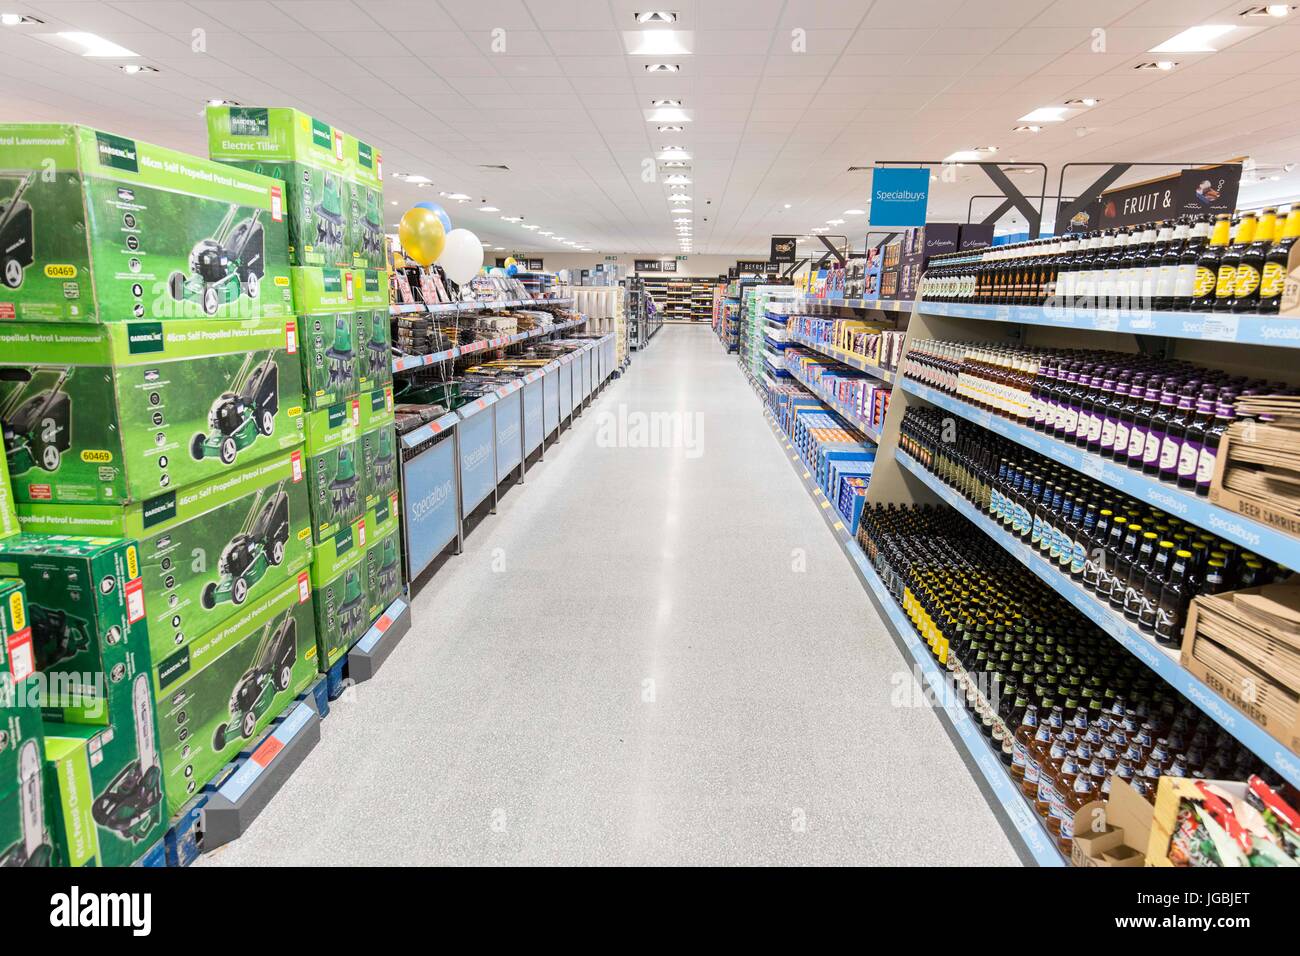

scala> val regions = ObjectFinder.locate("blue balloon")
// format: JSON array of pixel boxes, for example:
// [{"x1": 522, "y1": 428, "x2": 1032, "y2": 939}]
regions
[
  {"x1": 505, "y1": 263, "x2": 519, "y2": 277},
  {"x1": 413, "y1": 201, "x2": 452, "y2": 233}
]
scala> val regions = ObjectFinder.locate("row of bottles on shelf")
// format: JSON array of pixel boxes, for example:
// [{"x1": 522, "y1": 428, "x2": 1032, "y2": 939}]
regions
[
  {"x1": 897, "y1": 407, "x2": 1289, "y2": 647},
  {"x1": 919, "y1": 208, "x2": 1299, "y2": 314},
  {"x1": 903, "y1": 338, "x2": 1291, "y2": 497},
  {"x1": 857, "y1": 502, "x2": 1271, "y2": 852}
]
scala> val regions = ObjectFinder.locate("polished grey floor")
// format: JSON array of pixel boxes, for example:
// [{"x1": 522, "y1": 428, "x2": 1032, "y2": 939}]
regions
[{"x1": 202, "y1": 324, "x2": 1020, "y2": 866}]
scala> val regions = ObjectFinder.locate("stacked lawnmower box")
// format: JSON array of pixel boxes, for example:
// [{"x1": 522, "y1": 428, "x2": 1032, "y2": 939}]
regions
[
  {"x1": 206, "y1": 106, "x2": 401, "y2": 674},
  {"x1": 0, "y1": 111, "x2": 400, "y2": 865}
]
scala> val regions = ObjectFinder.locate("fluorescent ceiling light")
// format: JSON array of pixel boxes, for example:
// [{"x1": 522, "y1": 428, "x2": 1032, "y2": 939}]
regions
[
  {"x1": 120, "y1": 64, "x2": 157, "y2": 74},
  {"x1": 494, "y1": 246, "x2": 504, "y2": 250},
  {"x1": 501, "y1": 215, "x2": 523, "y2": 222},
  {"x1": 481, "y1": 241, "x2": 491, "y2": 247},
  {"x1": 663, "y1": 175, "x2": 691, "y2": 185},
  {"x1": 810, "y1": 226, "x2": 828, "y2": 232},
  {"x1": 539, "y1": 231, "x2": 553, "y2": 236},
  {"x1": 398, "y1": 174, "x2": 432, "y2": 184},
  {"x1": 446, "y1": 192, "x2": 471, "y2": 201},
  {"x1": 478, "y1": 205, "x2": 499, "y2": 212},
  {"x1": 1019, "y1": 106, "x2": 1069, "y2": 123},
  {"x1": 669, "y1": 195, "x2": 691, "y2": 202},
  {"x1": 674, "y1": 217, "x2": 691, "y2": 223},
  {"x1": 646, "y1": 108, "x2": 690, "y2": 123},
  {"x1": 1, "y1": 13, "x2": 40, "y2": 25},
  {"x1": 57, "y1": 31, "x2": 140, "y2": 57},
  {"x1": 624, "y1": 30, "x2": 693, "y2": 56},
  {"x1": 522, "y1": 224, "x2": 540, "y2": 229},
  {"x1": 843, "y1": 209, "x2": 866, "y2": 215},
  {"x1": 942, "y1": 149, "x2": 984, "y2": 162},
  {"x1": 1149, "y1": 24, "x2": 1236, "y2": 53},
  {"x1": 783, "y1": 203, "x2": 792, "y2": 209},
  {"x1": 1013, "y1": 125, "x2": 1041, "y2": 133},
  {"x1": 826, "y1": 218, "x2": 845, "y2": 225},
  {"x1": 651, "y1": 98, "x2": 681, "y2": 107}
]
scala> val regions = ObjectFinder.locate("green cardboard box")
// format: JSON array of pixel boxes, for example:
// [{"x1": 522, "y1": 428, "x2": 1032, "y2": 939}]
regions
[
  {"x1": 0, "y1": 123, "x2": 293, "y2": 323},
  {"x1": 0, "y1": 576, "x2": 39, "y2": 786},
  {"x1": 0, "y1": 318, "x2": 305, "y2": 505},
  {"x1": 151, "y1": 574, "x2": 314, "y2": 816},
  {"x1": 0, "y1": 534, "x2": 149, "y2": 726},
  {"x1": 309, "y1": 516, "x2": 368, "y2": 670},
  {"x1": 206, "y1": 106, "x2": 347, "y2": 172},
  {"x1": 300, "y1": 312, "x2": 359, "y2": 410},
  {"x1": 357, "y1": 308, "x2": 392, "y2": 394},
  {"x1": 347, "y1": 180, "x2": 386, "y2": 271},
  {"x1": 360, "y1": 421, "x2": 398, "y2": 513},
  {"x1": 0, "y1": 760, "x2": 53, "y2": 866},
  {"x1": 0, "y1": 436, "x2": 19, "y2": 542},
  {"x1": 291, "y1": 265, "x2": 359, "y2": 312},
  {"x1": 18, "y1": 449, "x2": 313, "y2": 664},
  {"x1": 364, "y1": 520, "x2": 402, "y2": 625},
  {"x1": 221, "y1": 161, "x2": 350, "y2": 269},
  {"x1": 355, "y1": 269, "x2": 389, "y2": 310},
  {"x1": 343, "y1": 132, "x2": 383, "y2": 189},
  {"x1": 43, "y1": 669, "x2": 166, "y2": 865}
]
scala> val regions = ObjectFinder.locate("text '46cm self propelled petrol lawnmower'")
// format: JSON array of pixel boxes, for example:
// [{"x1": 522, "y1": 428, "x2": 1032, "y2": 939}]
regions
[
  {"x1": 0, "y1": 366, "x2": 73, "y2": 476},
  {"x1": 90, "y1": 674, "x2": 163, "y2": 844},
  {"x1": 212, "y1": 613, "x2": 297, "y2": 753},
  {"x1": 0, "y1": 740, "x2": 53, "y2": 867},
  {"x1": 167, "y1": 204, "x2": 265, "y2": 316},
  {"x1": 190, "y1": 352, "x2": 279, "y2": 466},
  {"x1": 201, "y1": 483, "x2": 290, "y2": 610},
  {"x1": 0, "y1": 172, "x2": 35, "y2": 290}
]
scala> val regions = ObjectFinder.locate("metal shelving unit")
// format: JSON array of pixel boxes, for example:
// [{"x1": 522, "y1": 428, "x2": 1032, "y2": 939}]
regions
[{"x1": 392, "y1": 318, "x2": 587, "y2": 373}]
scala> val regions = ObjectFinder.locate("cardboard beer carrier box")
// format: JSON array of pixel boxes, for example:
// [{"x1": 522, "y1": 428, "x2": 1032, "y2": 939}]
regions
[
  {"x1": 0, "y1": 318, "x2": 305, "y2": 506},
  {"x1": 1070, "y1": 776, "x2": 1154, "y2": 867},
  {"x1": 0, "y1": 123, "x2": 292, "y2": 324},
  {"x1": 1180, "y1": 583, "x2": 1300, "y2": 756}
]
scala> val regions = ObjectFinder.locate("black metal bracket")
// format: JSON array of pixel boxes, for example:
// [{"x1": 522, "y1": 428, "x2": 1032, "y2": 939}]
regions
[{"x1": 816, "y1": 234, "x2": 847, "y2": 267}]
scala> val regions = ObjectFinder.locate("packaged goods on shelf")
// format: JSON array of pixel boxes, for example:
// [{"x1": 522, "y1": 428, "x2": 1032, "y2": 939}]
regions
[
  {"x1": 309, "y1": 516, "x2": 368, "y2": 671},
  {"x1": 18, "y1": 449, "x2": 313, "y2": 663},
  {"x1": 365, "y1": 519, "x2": 403, "y2": 624},
  {"x1": 150, "y1": 573, "x2": 316, "y2": 816},
  {"x1": 304, "y1": 403, "x2": 363, "y2": 545},
  {"x1": 0, "y1": 318, "x2": 305, "y2": 506},
  {"x1": 1148, "y1": 774, "x2": 1298, "y2": 867},
  {"x1": 0, "y1": 535, "x2": 148, "y2": 725},
  {"x1": 1182, "y1": 583, "x2": 1300, "y2": 753},
  {"x1": 856, "y1": 502, "x2": 1272, "y2": 856},
  {"x1": 362, "y1": 422, "x2": 399, "y2": 514},
  {"x1": 784, "y1": 348, "x2": 890, "y2": 431},
  {"x1": 0, "y1": 582, "x2": 53, "y2": 866},
  {"x1": 357, "y1": 309, "x2": 392, "y2": 394},
  {"x1": 0, "y1": 123, "x2": 293, "y2": 323}
]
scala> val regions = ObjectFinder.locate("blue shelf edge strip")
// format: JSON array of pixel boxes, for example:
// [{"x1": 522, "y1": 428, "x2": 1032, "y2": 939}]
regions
[
  {"x1": 915, "y1": 299, "x2": 1300, "y2": 349},
  {"x1": 895, "y1": 447, "x2": 1300, "y2": 791},
  {"x1": 215, "y1": 701, "x2": 316, "y2": 805},
  {"x1": 898, "y1": 377, "x2": 1300, "y2": 577},
  {"x1": 356, "y1": 596, "x2": 409, "y2": 655},
  {"x1": 761, "y1": 409, "x2": 1065, "y2": 867}
]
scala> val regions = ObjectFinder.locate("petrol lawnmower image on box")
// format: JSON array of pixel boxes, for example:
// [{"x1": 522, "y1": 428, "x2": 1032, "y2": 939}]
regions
[
  {"x1": 0, "y1": 173, "x2": 35, "y2": 290},
  {"x1": 212, "y1": 613, "x2": 297, "y2": 752},
  {"x1": 0, "y1": 740, "x2": 53, "y2": 867},
  {"x1": 167, "y1": 205, "x2": 265, "y2": 317},
  {"x1": 0, "y1": 367, "x2": 72, "y2": 476},
  {"x1": 190, "y1": 352, "x2": 279, "y2": 466},
  {"x1": 29, "y1": 603, "x2": 91, "y2": 671},
  {"x1": 200, "y1": 483, "x2": 290, "y2": 610},
  {"x1": 314, "y1": 173, "x2": 345, "y2": 250},
  {"x1": 90, "y1": 674, "x2": 163, "y2": 844}
]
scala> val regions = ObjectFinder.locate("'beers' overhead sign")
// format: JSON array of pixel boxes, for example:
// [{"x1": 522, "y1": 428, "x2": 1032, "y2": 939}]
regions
[{"x1": 1083, "y1": 163, "x2": 1241, "y2": 231}]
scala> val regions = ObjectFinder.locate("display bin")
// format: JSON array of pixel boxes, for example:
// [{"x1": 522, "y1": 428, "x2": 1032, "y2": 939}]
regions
[
  {"x1": 398, "y1": 411, "x2": 460, "y2": 582},
  {"x1": 542, "y1": 360, "x2": 560, "y2": 437},
  {"x1": 457, "y1": 395, "x2": 497, "y2": 515},
  {"x1": 522, "y1": 373, "x2": 545, "y2": 456},
  {"x1": 557, "y1": 358, "x2": 574, "y2": 421},
  {"x1": 494, "y1": 382, "x2": 523, "y2": 482}
]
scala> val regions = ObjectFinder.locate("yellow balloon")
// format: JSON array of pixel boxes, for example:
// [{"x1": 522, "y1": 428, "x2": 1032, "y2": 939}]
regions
[
  {"x1": 504, "y1": 256, "x2": 518, "y2": 268},
  {"x1": 398, "y1": 208, "x2": 446, "y2": 267}
]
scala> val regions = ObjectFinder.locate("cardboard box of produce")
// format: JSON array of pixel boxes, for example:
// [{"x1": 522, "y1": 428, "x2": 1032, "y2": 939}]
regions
[
  {"x1": 151, "y1": 573, "x2": 314, "y2": 816},
  {"x1": 43, "y1": 670, "x2": 166, "y2": 865},
  {"x1": 0, "y1": 534, "x2": 149, "y2": 726},
  {"x1": 309, "y1": 517, "x2": 367, "y2": 670},
  {"x1": 18, "y1": 448, "x2": 313, "y2": 664},
  {"x1": 0, "y1": 123, "x2": 292, "y2": 323},
  {"x1": 0, "y1": 318, "x2": 304, "y2": 506}
]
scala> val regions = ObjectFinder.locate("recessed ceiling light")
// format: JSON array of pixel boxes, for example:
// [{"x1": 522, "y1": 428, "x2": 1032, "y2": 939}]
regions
[
  {"x1": 446, "y1": 192, "x2": 471, "y2": 201},
  {"x1": 522, "y1": 224, "x2": 540, "y2": 230},
  {"x1": 826, "y1": 219, "x2": 845, "y2": 225},
  {"x1": 389, "y1": 201, "x2": 397, "y2": 206},
  {"x1": 669, "y1": 195, "x2": 691, "y2": 202},
  {"x1": 540, "y1": 231, "x2": 554, "y2": 236},
  {"x1": 625, "y1": 30, "x2": 692, "y2": 56},
  {"x1": 1013, "y1": 125, "x2": 1042, "y2": 133},
  {"x1": 494, "y1": 246, "x2": 504, "y2": 250},
  {"x1": 974, "y1": 145, "x2": 998, "y2": 153},
  {"x1": 553, "y1": 237, "x2": 566, "y2": 241},
  {"x1": 398, "y1": 174, "x2": 432, "y2": 184},
  {"x1": 843, "y1": 209, "x2": 866, "y2": 215},
  {"x1": 674, "y1": 217, "x2": 691, "y2": 223},
  {"x1": 635, "y1": 12, "x2": 678, "y2": 23},
  {"x1": 663, "y1": 174, "x2": 691, "y2": 185},
  {"x1": 651, "y1": 99, "x2": 682, "y2": 107},
  {"x1": 207, "y1": 98, "x2": 240, "y2": 107},
  {"x1": 57, "y1": 32, "x2": 140, "y2": 57},
  {"x1": 1019, "y1": 106, "x2": 1068, "y2": 123},
  {"x1": 1065, "y1": 98, "x2": 1100, "y2": 107},
  {"x1": 478, "y1": 205, "x2": 500, "y2": 212},
  {"x1": 119, "y1": 64, "x2": 158, "y2": 74},
  {"x1": 1, "y1": 13, "x2": 41, "y2": 25},
  {"x1": 657, "y1": 125, "x2": 684, "y2": 132},
  {"x1": 942, "y1": 150, "x2": 982, "y2": 162},
  {"x1": 481, "y1": 241, "x2": 491, "y2": 247},
  {"x1": 1149, "y1": 24, "x2": 1236, "y2": 53},
  {"x1": 661, "y1": 161, "x2": 690, "y2": 169},
  {"x1": 811, "y1": 226, "x2": 829, "y2": 232},
  {"x1": 645, "y1": 63, "x2": 680, "y2": 72},
  {"x1": 783, "y1": 203, "x2": 792, "y2": 209},
  {"x1": 501, "y1": 216, "x2": 523, "y2": 222}
]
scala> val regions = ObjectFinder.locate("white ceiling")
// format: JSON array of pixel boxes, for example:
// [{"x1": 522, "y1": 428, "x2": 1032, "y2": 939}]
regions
[{"x1": 2, "y1": 0, "x2": 1300, "y2": 257}]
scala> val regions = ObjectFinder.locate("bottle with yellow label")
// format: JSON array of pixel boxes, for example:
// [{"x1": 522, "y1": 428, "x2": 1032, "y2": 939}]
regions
[
  {"x1": 1189, "y1": 213, "x2": 1231, "y2": 312},
  {"x1": 1214, "y1": 213, "x2": 1255, "y2": 313},
  {"x1": 1231, "y1": 208, "x2": 1276, "y2": 313},
  {"x1": 1259, "y1": 205, "x2": 1298, "y2": 315}
]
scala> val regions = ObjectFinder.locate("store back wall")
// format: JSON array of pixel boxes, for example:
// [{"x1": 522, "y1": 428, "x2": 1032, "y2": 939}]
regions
[{"x1": 508, "y1": 253, "x2": 744, "y2": 278}]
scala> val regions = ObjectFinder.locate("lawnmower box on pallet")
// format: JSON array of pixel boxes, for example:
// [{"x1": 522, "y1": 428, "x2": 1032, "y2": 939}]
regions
[
  {"x1": 0, "y1": 535, "x2": 149, "y2": 727},
  {"x1": 43, "y1": 668, "x2": 167, "y2": 865},
  {"x1": 0, "y1": 317, "x2": 305, "y2": 506},
  {"x1": 310, "y1": 516, "x2": 368, "y2": 671},
  {"x1": 151, "y1": 574, "x2": 314, "y2": 817},
  {"x1": 0, "y1": 124, "x2": 292, "y2": 323},
  {"x1": 17, "y1": 448, "x2": 313, "y2": 664}
]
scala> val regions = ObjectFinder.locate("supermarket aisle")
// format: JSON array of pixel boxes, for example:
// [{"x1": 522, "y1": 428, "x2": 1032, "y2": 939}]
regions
[{"x1": 203, "y1": 324, "x2": 1020, "y2": 867}]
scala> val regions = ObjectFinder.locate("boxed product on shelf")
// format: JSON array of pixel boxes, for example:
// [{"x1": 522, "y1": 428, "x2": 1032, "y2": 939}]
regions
[
  {"x1": 150, "y1": 573, "x2": 315, "y2": 816},
  {"x1": 0, "y1": 534, "x2": 148, "y2": 725},
  {"x1": 43, "y1": 668, "x2": 167, "y2": 865},
  {"x1": 1147, "y1": 773, "x2": 1299, "y2": 867},
  {"x1": 358, "y1": 309, "x2": 392, "y2": 394},
  {"x1": 1208, "y1": 409, "x2": 1300, "y2": 542},
  {"x1": 0, "y1": 654, "x2": 52, "y2": 866},
  {"x1": 361, "y1": 421, "x2": 398, "y2": 512},
  {"x1": 299, "y1": 310, "x2": 359, "y2": 409},
  {"x1": 1181, "y1": 583, "x2": 1300, "y2": 754},
  {"x1": 0, "y1": 123, "x2": 293, "y2": 324},
  {"x1": 347, "y1": 180, "x2": 386, "y2": 271},
  {"x1": 309, "y1": 516, "x2": 368, "y2": 670},
  {"x1": 17, "y1": 448, "x2": 313, "y2": 664},
  {"x1": 0, "y1": 318, "x2": 305, "y2": 506},
  {"x1": 364, "y1": 518, "x2": 403, "y2": 625}
]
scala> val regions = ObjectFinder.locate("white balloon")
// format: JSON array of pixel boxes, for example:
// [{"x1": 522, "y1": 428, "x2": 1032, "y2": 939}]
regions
[{"x1": 438, "y1": 228, "x2": 484, "y2": 285}]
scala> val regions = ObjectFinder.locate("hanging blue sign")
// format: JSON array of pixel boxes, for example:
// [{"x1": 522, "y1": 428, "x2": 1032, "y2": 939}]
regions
[{"x1": 870, "y1": 168, "x2": 930, "y2": 227}]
